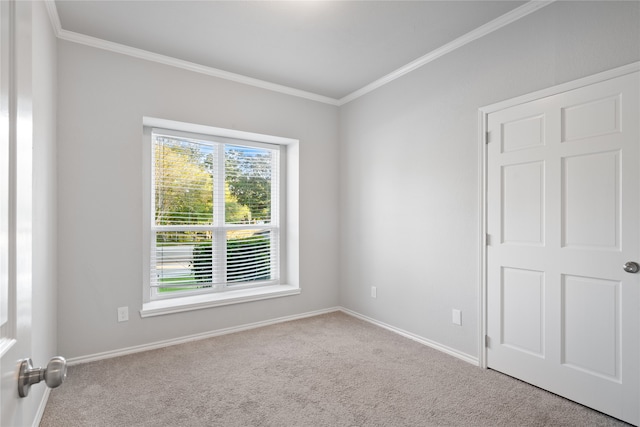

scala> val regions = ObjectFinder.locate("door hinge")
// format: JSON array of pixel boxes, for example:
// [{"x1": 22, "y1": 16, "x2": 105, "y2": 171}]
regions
[
  {"x1": 486, "y1": 233, "x2": 491, "y2": 246},
  {"x1": 485, "y1": 335, "x2": 491, "y2": 348},
  {"x1": 485, "y1": 131, "x2": 491, "y2": 144}
]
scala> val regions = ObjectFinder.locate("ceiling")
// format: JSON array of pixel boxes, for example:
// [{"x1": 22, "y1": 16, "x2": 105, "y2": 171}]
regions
[{"x1": 54, "y1": 1, "x2": 528, "y2": 101}]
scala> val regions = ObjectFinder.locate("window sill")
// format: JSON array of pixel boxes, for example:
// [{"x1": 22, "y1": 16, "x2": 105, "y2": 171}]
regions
[{"x1": 140, "y1": 284, "x2": 300, "y2": 318}]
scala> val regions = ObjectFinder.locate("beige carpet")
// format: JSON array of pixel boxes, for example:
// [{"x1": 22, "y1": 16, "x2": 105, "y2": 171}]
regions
[{"x1": 40, "y1": 312, "x2": 629, "y2": 426}]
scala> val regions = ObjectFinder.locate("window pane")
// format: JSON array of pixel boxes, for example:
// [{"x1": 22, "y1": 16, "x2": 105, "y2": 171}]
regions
[
  {"x1": 148, "y1": 127, "x2": 281, "y2": 300},
  {"x1": 225, "y1": 145, "x2": 274, "y2": 225},
  {"x1": 153, "y1": 231, "x2": 214, "y2": 293},
  {"x1": 154, "y1": 136, "x2": 215, "y2": 226},
  {"x1": 226, "y1": 230, "x2": 273, "y2": 284}
]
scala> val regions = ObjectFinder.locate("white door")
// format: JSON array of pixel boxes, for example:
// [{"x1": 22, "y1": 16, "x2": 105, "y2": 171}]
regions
[
  {"x1": 487, "y1": 71, "x2": 639, "y2": 425},
  {"x1": 0, "y1": 1, "x2": 34, "y2": 425}
]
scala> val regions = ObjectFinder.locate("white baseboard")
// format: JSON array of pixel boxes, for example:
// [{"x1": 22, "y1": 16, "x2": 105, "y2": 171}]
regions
[
  {"x1": 67, "y1": 305, "x2": 477, "y2": 368},
  {"x1": 338, "y1": 307, "x2": 479, "y2": 366},
  {"x1": 67, "y1": 307, "x2": 342, "y2": 365},
  {"x1": 32, "y1": 387, "x2": 51, "y2": 427}
]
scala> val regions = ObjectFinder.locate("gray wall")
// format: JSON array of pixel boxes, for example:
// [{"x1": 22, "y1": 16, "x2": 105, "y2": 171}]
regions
[
  {"x1": 57, "y1": 41, "x2": 340, "y2": 358},
  {"x1": 338, "y1": 1, "x2": 640, "y2": 359}
]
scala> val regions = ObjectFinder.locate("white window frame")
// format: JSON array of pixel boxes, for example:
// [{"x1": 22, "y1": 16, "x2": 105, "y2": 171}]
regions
[{"x1": 141, "y1": 117, "x2": 300, "y2": 317}]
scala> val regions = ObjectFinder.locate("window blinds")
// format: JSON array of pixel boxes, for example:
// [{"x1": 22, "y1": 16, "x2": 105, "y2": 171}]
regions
[{"x1": 150, "y1": 129, "x2": 280, "y2": 295}]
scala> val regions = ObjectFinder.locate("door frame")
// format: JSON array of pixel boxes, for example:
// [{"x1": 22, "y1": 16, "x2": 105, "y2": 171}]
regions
[{"x1": 477, "y1": 61, "x2": 640, "y2": 369}]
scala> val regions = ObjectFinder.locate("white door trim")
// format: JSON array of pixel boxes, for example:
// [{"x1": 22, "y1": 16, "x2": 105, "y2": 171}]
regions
[{"x1": 477, "y1": 61, "x2": 640, "y2": 369}]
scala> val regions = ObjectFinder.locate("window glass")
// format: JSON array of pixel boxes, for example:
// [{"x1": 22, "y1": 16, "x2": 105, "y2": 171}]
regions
[{"x1": 150, "y1": 130, "x2": 280, "y2": 298}]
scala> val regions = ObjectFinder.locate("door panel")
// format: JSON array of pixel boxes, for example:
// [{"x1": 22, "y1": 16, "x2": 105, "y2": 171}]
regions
[
  {"x1": 0, "y1": 1, "x2": 33, "y2": 425},
  {"x1": 487, "y1": 72, "x2": 639, "y2": 425},
  {"x1": 502, "y1": 161, "x2": 545, "y2": 245},
  {"x1": 562, "y1": 151, "x2": 620, "y2": 249},
  {"x1": 561, "y1": 274, "x2": 619, "y2": 380},
  {"x1": 561, "y1": 95, "x2": 620, "y2": 142},
  {"x1": 502, "y1": 114, "x2": 545, "y2": 152},
  {"x1": 501, "y1": 267, "x2": 545, "y2": 356}
]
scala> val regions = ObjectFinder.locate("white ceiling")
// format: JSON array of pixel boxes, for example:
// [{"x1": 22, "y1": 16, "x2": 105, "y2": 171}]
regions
[{"x1": 54, "y1": 1, "x2": 528, "y2": 101}]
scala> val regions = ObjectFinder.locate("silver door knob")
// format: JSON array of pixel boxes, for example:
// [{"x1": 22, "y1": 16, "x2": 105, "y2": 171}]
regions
[
  {"x1": 18, "y1": 356, "x2": 67, "y2": 398},
  {"x1": 623, "y1": 261, "x2": 640, "y2": 274}
]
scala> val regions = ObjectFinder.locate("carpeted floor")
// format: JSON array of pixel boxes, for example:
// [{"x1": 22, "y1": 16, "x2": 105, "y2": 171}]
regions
[{"x1": 40, "y1": 312, "x2": 629, "y2": 426}]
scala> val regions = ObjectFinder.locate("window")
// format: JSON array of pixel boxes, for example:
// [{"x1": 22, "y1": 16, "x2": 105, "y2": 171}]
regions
[{"x1": 142, "y1": 118, "x2": 299, "y2": 316}]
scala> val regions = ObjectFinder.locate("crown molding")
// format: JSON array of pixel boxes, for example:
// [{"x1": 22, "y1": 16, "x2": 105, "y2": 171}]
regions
[
  {"x1": 337, "y1": 0, "x2": 555, "y2": 105},
  {"x1": 56, "y1": 28, "x2": 341, "y2": 106},
  {"x1": 45, "y1": 0, "x2": 554, "y2": 107},
  {"x1": 44, "y1": 0, "x2": 62, "y2": 36}
]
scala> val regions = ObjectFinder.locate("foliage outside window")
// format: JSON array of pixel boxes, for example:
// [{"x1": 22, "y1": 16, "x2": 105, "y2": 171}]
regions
[{"x1": 150, "y1": 129, "x2": 280, "y2": 299}]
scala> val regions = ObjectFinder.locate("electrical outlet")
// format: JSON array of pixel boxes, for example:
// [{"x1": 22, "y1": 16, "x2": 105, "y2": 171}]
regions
[
  {"x1": 452, "y1": 309, "x2": 462, "y2": 326},
  {"x1": 371, "y1": 286, "x2": 377, "y2": 298},
  {"x1": 117, "y1": 306, "x2": 129, "y2": 322}
]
